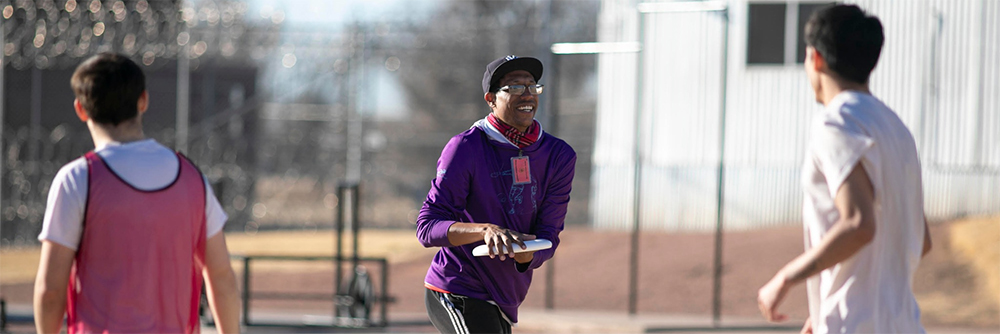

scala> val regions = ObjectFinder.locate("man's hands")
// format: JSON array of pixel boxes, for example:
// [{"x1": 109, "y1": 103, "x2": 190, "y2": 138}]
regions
[
  {"x1": 757, "y1": 273, "x2": 791, "y2": 322},
  {"x1": 757, "y1": 165, "x2": 876, "y2": 328},
  {"x1": 481, "y1": 224, "x2": 535, "y2": 261},
  {"x1": 446, "y1": 222, "x2": 536, "y2": 262},
  {"x1": 758, "y1": 274, "x2": 811, "y2": 333}
]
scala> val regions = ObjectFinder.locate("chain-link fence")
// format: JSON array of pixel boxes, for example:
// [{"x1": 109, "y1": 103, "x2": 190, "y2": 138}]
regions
[
  {"x1": 1, "y1": 0, "x2": 599, "y2": 247},
  {"x1": 0, "y1": 121, "x2": 254, "y2": 246}
]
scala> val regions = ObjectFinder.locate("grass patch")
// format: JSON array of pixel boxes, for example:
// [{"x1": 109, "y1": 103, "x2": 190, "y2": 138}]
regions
[
  {"x1": 0, "y1": 248, "x2": 40, "y2": 285},
  {"x1": 0, "y1": 229, "x2": 430, "y2": 285}
]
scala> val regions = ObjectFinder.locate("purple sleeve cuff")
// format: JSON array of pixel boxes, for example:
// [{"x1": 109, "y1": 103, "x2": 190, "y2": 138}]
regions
[
  {"x1": 426, "y1": 220, "x2": 457, "y2": 247},
  {"x1": 514, "y1": 247, "x2": 554, "y2": 273}
]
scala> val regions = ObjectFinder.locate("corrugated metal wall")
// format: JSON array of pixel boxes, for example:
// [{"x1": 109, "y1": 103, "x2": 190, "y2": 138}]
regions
[
  {"x1": 591, "y1": 0, "x2": 641, "y2": 230},
  {"x1": 592, "y1": 0, "x2": 1000, "y2": 231}
]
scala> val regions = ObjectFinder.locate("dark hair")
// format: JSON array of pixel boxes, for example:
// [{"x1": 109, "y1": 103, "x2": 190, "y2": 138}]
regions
[
  {"x1": 803, "y1": 4, "x2": 884, "y2": 84},
  {"x1": 71, "y1": 53, "x2": 146, "y2": 125}
]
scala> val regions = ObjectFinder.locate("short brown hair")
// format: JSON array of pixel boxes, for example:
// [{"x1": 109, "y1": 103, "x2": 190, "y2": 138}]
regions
[{"x1": 70, "y1": 53, "x2": 146, "y2": 125}]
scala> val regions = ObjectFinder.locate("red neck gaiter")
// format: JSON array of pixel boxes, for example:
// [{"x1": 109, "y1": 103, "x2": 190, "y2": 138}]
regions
[{"x1": 487, "y1": 113, "x2": 541, "y2": 149}]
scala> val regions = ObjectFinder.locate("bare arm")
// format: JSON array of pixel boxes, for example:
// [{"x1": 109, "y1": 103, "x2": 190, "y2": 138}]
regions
[
  {"x1": 776, "y1": 164, "x2": 876, "y2": 283},
  {"x1": 758, "y1": 164, "x2": 876, "y2": 322},
  {"x1": 447, "y1": 222, "x2": 535, "y2": 261},
  {"x1": 203, "y1": 233, "x2": 240, "y2": 334},
  {"x1": 34, "y1": 241, "x2": 76, "y2": 334}
]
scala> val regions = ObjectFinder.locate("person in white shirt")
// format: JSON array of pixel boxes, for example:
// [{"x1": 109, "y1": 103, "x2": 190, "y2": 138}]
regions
[
  {"x1": 34, "y1": 53, "x2": 241, "y2": 334},
  {"x1": 756, "y1": 5, "x2": 933, "y2": 334}
]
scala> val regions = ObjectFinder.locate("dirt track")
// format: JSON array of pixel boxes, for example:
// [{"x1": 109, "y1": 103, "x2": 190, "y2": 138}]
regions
[
  {"x1": 1, "y1": 223, "x2": 995, "y2": 329},
  {"x1": 242, "y1": 223, "x2": 995, "y2": 328}
]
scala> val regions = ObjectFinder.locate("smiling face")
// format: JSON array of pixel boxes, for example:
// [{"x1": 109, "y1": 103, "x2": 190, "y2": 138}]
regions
[{"x1": 486, "y1": 70, "x2": 538, "y2": 132}]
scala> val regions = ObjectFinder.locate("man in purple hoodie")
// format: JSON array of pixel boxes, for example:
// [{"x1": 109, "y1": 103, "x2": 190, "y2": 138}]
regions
[{"x1": 416, "y1": 55, "x2": 576, "y2": 333}]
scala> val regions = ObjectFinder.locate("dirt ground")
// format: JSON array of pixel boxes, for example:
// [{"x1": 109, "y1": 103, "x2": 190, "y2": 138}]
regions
[
  {"x1": 377, "y1": 223, "x2": 997, "y2": 328},
  {"x1": 1, "y1": 221, "x2": 996, "y2": 330},
  {"x1": 216, "y1": 222, "x2": 997, "y2": 328}
]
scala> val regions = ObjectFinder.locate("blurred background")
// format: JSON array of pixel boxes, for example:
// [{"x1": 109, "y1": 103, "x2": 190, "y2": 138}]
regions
[
  {"x1": 0, "y1": 0, "x2": 601, "y2": 238},
  {"x1": 1, "y1": 0, "x2": 997, "y2": 332}
]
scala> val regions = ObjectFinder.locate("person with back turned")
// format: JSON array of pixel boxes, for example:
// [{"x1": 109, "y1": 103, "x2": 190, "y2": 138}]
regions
[
  {"x1": 757, "y1": 5, "x2": 932, "y2": 334},
  {"x1": 34, "y1": 53, "x2": 241, "y2": 334}
]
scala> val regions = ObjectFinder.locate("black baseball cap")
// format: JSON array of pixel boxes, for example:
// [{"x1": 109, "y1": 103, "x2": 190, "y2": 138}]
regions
[{"x1": 482, "y1": 55, "x2": 543, "y2": 94}]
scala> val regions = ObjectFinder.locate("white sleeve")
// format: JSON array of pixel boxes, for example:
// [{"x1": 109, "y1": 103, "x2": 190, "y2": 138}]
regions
[
  {"x1": 811, "y1": 112, "x2": 874, "y2": 198},
  {"x1": 204, "y1": 176, "x2": 228, "y2": 238},
  {"x1": 38, "y1": 158, "x2": 88, "y2": 250}
]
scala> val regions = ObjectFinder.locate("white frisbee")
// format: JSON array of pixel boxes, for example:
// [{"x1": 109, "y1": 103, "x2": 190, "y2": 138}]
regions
[{"x1": 472, "y1": 239, "x2": 552, "y2": 257}]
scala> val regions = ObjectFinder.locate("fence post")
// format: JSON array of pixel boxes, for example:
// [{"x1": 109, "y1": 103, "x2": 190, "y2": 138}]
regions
[
  {"x1": 380, "y1": 258, "x2": 388, "y2": 327},
  {"x1": 1, "y1": 298, "x2": 7, "y2": 332},
  {"x1": 711, "y1": 8, "x2": 731, "y2": 327},
  {"x1": 241, "y1": 257, "x2": 251, "y2": 326}
]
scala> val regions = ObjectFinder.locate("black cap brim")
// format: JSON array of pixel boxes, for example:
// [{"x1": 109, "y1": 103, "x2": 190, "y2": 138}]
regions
[{"x1": 486, "y1": 57, "x2": 543, "y2": 94}]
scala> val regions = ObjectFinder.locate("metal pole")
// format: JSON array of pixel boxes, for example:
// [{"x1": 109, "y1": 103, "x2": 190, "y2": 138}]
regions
[
  {"x1": 550, "y1": 41, "x2": 643, "y2": 313},
  {"x1": 241, "y1": 257, "x2": 250, "y2": 325},
  {"x1": 346, "y1": 25, "x2": 364, "y2": 183},
  {"x1": 176, "y1": 42, "x2": 191, "y2": 153},
  {"x1": 536, "y1": 0, "x2": 554, "y2": 128},
  {"x1": 970, "y1": 0, "x2": 986, "y2": 166},
  {"x1": 544, "y1": 52, "x2": 559, "y2": 310},
  {"x1": 711, "y1": 8, "x2": 731, "y2": 327},
  {"x1": 628, "y1": 10, "x2": 647, "y2": 316},
  {"x1": 336, "y1": 185, "x2": 345, "y2": 299},
  {"x1": 30, "y1": 67, "x2": 41, "y2": 166},
  {"x1": 380, "y1": 258, "x2": 388, "y2": 327},
  {"x1": 631, "y1": 0, "x2": 728, "y2": 319},
  {"x1": 1, "y1": 298, "x2": 7, "y2": 332},
  {"x1": 351, "y1": 184, "x2": 360, "y2": 272},
  {"x1": 547, "y1": 53, "x2": 560, "y2": 137},
  {"x1": 203, "y1": 66, "x2": 216, "y2": 119},
  {"x1": 1, "y1": 28, "x2": 5, "y2": 209}
]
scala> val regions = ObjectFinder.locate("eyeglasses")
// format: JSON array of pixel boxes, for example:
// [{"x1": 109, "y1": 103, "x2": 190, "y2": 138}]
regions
[{"x1": 497, "y1": 84, "x2": 544, "y2": 96}]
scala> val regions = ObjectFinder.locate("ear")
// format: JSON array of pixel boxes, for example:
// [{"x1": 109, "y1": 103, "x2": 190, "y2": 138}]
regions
[
  {"x1": 807, "y1": 47, "x2": 827, "y2": 73},
  {"x1": 73, "y1": 99, "x2": 89, "y2": 122},
  {"x1": 137, "y1": 90, "x2": 149, "y2": 114},
  {"x1": 484, "y1": 92, "x2": 495, "y2": 106}
]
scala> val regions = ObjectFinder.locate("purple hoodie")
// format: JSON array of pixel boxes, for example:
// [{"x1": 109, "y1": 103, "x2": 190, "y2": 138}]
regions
[{"x1": 416, "y1": 123, "x2": 575, "y2": 323}]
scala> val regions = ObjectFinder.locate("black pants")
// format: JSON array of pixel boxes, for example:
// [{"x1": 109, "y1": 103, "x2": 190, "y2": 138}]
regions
[{"x1": 425, "y1": 289, "x2": 512, "y2": 334}]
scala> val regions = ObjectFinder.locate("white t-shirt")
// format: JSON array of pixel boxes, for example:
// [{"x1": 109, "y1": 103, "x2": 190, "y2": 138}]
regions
[
  {"x1": 801, "y1": 91, "x2": 926, "y2": 334},
  {"x1": 38, "y1": 139, "x2": 228, "y2": 250}
]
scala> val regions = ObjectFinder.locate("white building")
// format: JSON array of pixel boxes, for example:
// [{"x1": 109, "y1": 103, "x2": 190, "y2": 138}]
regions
[{"x1": 591, "y1": 0, "x2": 1000, "y2": 231}]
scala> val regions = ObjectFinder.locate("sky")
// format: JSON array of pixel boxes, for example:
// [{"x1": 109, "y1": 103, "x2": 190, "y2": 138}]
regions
[
  {"x1": 244, "y1": 0, "x2": 441, "y2": 119},
  {"x1": 247, "y1": 0, "x2": 441, "y2": 28}
]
